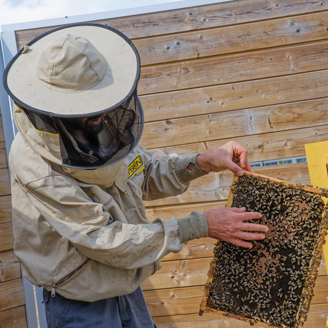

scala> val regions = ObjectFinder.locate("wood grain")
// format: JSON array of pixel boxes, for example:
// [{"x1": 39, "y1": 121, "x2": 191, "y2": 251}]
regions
[
  {"x1": 0, "y1": 143, "x2": 7, "y2": 169},
  {"x1": 139, "y1": 41, "x2": 328, "y2": 95},
  {"x1": 161, "y1": 237, "x2": 216, "y2": 262},
  {"x1": 145, "y1": 285, "x2": 204, "y2": 317},
  {"x1": 143, "y1": 254, "x2": 327, "y2": 291},
  {"x1": 146, "y1": 201, "x2": 226, "y2": 222},
  {"x1": 205, "y1": 125, "x2": 328, "y2": 164},
  {"x1": 0, "y1": 306, "x2": 27, "y2": 328},
  {"x1": 135, "y1": 11, "x2": 328, "y2": 65},
  {"x1": 318, "y1": 255, "x2": 327, "y2": 276},
  {"x1": 0, "y1": 279, "x2": 24, "y2": 312},
  {"x1": 141, "y1": 69, "x2": 328, "y2": 122},
  {"x1": 0, "y1": 196, "x2": 12, "y2": 225},
  {"x1": 14, "y1": 0, "x2": 328, "y2": 48},
  {"x1": 0, "y1": 170, "x2": 10, "y2": 197},
  {"x1": 144, "y1": 163, "x2": 310, "y2": 207},
  {"x1": 145, "y1": 277, "x2": 328, "y2": 317},
  {"x1": 0, "y1": 252, "x2": 20, "y2": 283},
  {"x1": 147, "y1": 125, "x2": 328, "y2": 164},
  {"x1": 142, "y1": 258, "x2": 210, "y2": 290},
  {"x1": 141, "y1": 97, "x2": 328, "y2": 149},
  {"x1": 0, "y1": 223, "x2": 14, "y2": 252}
]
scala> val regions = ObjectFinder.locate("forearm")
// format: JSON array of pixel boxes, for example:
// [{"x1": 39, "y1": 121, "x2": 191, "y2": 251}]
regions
[
  {"x1": 194, "y1": 152, "x2": 213, "y2": 174},
  {"x1": 141, "y1": 152, "x2": 207, "y2": 201}
]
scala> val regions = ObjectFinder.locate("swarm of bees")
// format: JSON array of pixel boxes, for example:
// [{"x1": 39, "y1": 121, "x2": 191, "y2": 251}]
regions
[{"x1": 199, "y1": 172, "x2": 328, "y2": 328}]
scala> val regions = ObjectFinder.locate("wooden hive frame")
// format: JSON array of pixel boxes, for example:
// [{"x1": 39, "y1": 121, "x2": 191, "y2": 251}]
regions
[{"x1": 199, "y1": 171, "x2": 328, "y2": 328}]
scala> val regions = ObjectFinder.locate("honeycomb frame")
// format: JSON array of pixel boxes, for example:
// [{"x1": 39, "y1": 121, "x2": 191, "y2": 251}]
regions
[{"x1": 199, "y1": 171, "x2": 328, "y2": 328}]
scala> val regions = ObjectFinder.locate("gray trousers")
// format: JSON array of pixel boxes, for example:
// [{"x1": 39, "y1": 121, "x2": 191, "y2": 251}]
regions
[{"x1": 43, "y1": 287, "x2": 156, "y2": 328}]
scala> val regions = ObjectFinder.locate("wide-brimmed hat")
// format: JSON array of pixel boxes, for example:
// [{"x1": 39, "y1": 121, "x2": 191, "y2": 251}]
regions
[
  {"x1": 3, "y1": 23, "x2": 140, "y2": 117},
  {"x1": 4, "y1": 24, "x2": 144, "y2": 170}
]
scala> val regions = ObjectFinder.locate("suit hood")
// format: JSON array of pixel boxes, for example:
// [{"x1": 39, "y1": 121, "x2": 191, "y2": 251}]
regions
[{"x1": 13, "y1": 106, "x2": 127, "y2": 188}]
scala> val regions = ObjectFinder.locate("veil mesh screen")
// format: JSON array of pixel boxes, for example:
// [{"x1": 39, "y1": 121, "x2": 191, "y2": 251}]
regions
[
  {"x1": 19, "y1": 92, "x2": 144, "y2": 169},
  {"x1": 200, "y1": 173, "x2": 328, "y2": 328}
]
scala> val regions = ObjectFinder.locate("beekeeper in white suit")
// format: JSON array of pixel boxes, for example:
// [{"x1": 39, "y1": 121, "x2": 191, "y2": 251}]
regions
[{"x1": 3, "y1": 23, "x2": 267, "y2": 327}]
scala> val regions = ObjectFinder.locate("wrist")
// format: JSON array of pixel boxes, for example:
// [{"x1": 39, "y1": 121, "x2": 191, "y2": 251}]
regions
[{"x1": 196, "y1": 153, "x2": 212, "y2": 174}]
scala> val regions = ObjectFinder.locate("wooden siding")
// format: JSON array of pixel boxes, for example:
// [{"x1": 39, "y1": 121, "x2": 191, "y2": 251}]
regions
[
  {"x1": 0, "y1": 117, "x2": 25, "y2": 325},
  {"x1": 8, "y1": 0, "x2": 328, "y2": 327}
]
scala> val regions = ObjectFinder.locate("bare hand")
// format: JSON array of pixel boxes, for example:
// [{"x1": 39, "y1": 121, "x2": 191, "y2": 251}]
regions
[
  {"x1": 204, "y1": 207, "x2": 268, "y2": 248},
  {"x1": 196, "y1": 141, "x2": 252, "y2": 175}
]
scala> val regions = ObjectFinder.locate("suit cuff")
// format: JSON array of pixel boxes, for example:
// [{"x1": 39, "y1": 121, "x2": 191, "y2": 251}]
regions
[
  {"x1": 174, "y1": 154, "x2": 207, "y2": 185},
  {"x1": 177, "y1": 210, "x2": 209, "y2": 244}
]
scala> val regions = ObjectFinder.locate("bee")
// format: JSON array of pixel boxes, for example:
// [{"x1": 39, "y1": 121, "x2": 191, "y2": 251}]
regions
[{"x1": 205, "y1": 174, "x2": 328, "y2": 327}]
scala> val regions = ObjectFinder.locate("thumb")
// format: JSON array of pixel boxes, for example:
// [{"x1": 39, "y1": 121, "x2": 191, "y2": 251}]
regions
[{"x1": 227, "y1": 162, "x2": 244, "y2": 176}]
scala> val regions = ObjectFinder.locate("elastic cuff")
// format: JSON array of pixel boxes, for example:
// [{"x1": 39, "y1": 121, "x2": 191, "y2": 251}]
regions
[
  {"x1": 177, "y1": 210, "x2": 208, "y2": 244},
  {"x1": 174, "y1": 154, "x2": 207, "y2": 185}
]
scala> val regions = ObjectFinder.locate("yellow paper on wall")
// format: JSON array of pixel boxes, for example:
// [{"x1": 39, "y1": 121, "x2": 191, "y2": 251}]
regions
[{"x1": 305, "y1": 140, "x2": 328, "y2": 275}]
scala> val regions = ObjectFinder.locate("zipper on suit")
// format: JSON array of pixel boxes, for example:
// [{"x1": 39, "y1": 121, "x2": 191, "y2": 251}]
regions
[
  {"x1": 51, "y1": 259, "x2": 89, "y2": 297},
  {"x1": 51, "y1": 284, "x2": 56, "y2": 297}
]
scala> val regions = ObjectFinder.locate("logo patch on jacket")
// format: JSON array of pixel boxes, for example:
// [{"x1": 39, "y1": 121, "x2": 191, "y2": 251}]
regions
[{"x1": 128, "y1": 156, "x2": 144, "y2": 178}]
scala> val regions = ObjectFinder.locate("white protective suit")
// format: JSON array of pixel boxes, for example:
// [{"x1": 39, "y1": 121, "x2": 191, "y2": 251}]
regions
[{"x1": 9, "y1": 105, "x2": 209, "y2": 302}]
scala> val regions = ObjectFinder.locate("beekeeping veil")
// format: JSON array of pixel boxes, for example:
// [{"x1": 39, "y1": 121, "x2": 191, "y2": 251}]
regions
[{"x1": 3, "y1": 24, "x2": 143, "y2": 186}]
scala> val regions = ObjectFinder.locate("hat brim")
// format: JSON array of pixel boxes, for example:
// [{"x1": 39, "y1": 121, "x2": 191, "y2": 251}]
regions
[{"x1": 4, "y1": 24, "x2": 140, "y2": 117}]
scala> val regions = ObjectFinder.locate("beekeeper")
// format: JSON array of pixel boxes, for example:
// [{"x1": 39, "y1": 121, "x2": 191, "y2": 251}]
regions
[{"x1": 3, "y1": 24, "x2": 267, "y2": 328}]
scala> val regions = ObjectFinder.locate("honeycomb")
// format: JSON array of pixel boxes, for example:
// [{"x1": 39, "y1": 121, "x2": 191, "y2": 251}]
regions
[{"x1": 199, "y1": 171, "x2": 328, "y2": 328}]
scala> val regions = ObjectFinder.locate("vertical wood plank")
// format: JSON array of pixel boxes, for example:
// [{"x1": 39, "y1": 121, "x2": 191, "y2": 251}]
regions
[{"x1": 0, "y1": 306, "x2": 27, "y2": 328}]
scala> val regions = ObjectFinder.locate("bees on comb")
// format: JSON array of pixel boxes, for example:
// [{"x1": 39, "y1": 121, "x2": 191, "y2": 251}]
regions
[{"x1": 200, "y1": 172, "x2": 328, "y2": 328}]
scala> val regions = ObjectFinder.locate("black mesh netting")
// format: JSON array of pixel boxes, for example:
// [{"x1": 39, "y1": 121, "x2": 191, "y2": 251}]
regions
[
  {"x1": 18, "y1": 104, "x2": 58, "y2": 135},
  {"x1": 202, "y1": 174, "x2": 328, "y2": 328},
  {"x1": 20, "y1": 92, "x2": 143, "y2": 169}
]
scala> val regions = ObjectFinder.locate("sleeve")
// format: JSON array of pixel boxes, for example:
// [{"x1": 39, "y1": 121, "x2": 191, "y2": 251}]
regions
[
  {"x1": 136, "y1": 145, "x2": 209, "y2": 246},
  {"x1": 138, "y1": 144, "x2": 208, "y2": 201},
  {"x1": 24, "y1": 172, "x2": 208, "y2": 270}
]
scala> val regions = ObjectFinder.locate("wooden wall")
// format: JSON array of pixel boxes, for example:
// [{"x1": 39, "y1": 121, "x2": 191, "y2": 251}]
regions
[
  {"x1": 0, "y1": 115, "x2": 26, "y2": 325},
  {"x1": 9, "y1": 0, "x2": 328, "y2": 327}
]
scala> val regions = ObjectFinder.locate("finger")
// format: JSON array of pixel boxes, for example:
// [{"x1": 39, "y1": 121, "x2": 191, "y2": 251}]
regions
[
  {"x1": 240, "y1": 211, "x2": 262, "y2": 221},
  {"x1": 230, "y1": 238, "x2": 253, "y2": 248},
  {"x1": 230, "y1": 207, "x2": 246, "y2": 213},
  {"x1": 242, "y1": 223, "x2": 269, "y2": 233},
  {"x1": 238, "y1": 149, "x2": 252, "y2": 172},
  {"x1": 236, "y1": 231, "x2": 266, "y2": 241},
  {"x1": 226, "y1": 161, "x2": 244, "y2": 176},
  {"x1": 242, "y1": 157, "x2": 253, "y2": 172}
]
